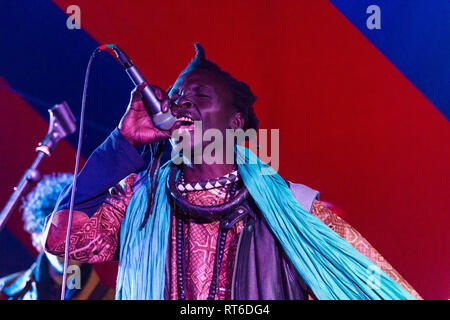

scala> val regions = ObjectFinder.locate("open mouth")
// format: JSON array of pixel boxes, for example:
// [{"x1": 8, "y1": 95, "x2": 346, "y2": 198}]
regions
[{"x1": 175, "y1": 116, "x2": 196, "y2": 131}]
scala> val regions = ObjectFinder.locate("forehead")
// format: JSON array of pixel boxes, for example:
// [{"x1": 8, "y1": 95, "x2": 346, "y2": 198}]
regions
[{"x1": 171, "y1": 69, "x2": 229, "y2": 93}]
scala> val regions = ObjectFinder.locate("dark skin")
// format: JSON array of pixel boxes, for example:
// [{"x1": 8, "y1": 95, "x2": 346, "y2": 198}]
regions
[
  {"x1": 119, "y1": 68, "x2": 245, "y2": 182},
  {"x1": 45, "y1": 69, "x2": 246, "y2": 239}
]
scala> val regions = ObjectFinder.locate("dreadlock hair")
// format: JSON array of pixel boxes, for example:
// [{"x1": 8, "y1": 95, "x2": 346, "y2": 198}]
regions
[{"x1": 181, "y1": 43, "x2": 259, "y2": 130}]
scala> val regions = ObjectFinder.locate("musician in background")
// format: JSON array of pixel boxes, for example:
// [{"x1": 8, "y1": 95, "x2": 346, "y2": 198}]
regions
[{"x1": 0, "y1": 173, "x2": 115, "y2": 300}]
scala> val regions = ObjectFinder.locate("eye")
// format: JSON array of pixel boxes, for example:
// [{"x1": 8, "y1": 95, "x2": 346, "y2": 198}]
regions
[{"x1": 196, "y1": 94, "x2": 210, "y2": 98}]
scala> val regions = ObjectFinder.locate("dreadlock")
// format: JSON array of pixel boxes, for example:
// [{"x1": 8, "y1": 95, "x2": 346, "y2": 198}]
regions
[{"x1": 181, "y1": 43, "x2": 259, "y2": 130}]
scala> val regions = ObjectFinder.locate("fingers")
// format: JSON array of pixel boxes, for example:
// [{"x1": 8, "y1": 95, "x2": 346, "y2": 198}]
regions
[
  {"x1": 130, "y1": 81, "x2": 148, "y2": 104},
  {"x1": 137, "y1": 81, "x2": 148, "y2": 93},
  {"x1": 131, "y1": 83, "x2": 171, "y2": 113},
  {"x1": 148, "y1": 84, "x2": 163, "y2": 101},
  {"x1": 161, "y1": 99, "x2": 171, "y2": 113},
  {"x1": 148, "y1": 84, "x2": 171, "y2": 113},
  {"x1": 154, "y1": 129, "x2": 172, "y2": 142}
]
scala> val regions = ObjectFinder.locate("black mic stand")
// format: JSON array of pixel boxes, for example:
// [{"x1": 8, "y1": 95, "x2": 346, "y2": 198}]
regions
[{"x1": 0, "y1": 102, "x2": 76, "y2": 232}]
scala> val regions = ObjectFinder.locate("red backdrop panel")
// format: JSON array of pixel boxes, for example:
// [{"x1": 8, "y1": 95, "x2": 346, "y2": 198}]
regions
[
  {"x1": 0, "y1": 77, "x2": 82, "y2": 254},
  {"x1": 28, "y1": 0, "x2": 449, "y2": 299}
]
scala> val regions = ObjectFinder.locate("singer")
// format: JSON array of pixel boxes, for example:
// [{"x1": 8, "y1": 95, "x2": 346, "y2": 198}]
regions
[{"x1": 43, "y1": 44, "x2": 421, "y2": 300}]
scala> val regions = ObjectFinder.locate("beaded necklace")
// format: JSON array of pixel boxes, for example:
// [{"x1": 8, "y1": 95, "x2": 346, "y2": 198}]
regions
[{"x1": 175, "y1": 171, "x2": 239, "y2": 300}]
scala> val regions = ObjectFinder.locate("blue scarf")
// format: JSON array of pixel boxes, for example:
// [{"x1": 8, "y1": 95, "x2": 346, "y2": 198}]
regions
[{"x1": 116, "y1": 146, "x2": 415, "y2": 300}]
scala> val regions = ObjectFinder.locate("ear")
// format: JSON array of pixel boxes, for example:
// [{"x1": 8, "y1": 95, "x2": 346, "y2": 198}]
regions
[{"x1": 229, "y1": 112, "x2": 245, "y2": 130}]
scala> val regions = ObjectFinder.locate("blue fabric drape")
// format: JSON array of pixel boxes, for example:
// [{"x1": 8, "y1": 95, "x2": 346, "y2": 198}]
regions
[{"x1": 116, "y1": 146, "x2": 415, "y2": 300}]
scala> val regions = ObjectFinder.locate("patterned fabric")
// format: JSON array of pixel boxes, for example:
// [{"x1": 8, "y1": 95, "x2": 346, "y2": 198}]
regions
[
  {"x1": 45, "y1": 174, "x2": 137, "y2": 263},
  {"x1": 177, "y1": 170, "x2": 239, "y2": 191},
  {"x1": 311, "y1": 200, "x2": 422, "y2": 300},
  {"x1": 46, "y1": 173, "x2": 421, "y2": 299},
  {"x1": 169, "y1": 188, "x2": 243, "y2": 300}
]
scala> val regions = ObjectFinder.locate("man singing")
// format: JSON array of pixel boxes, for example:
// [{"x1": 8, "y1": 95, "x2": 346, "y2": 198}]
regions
[{"x1": 43, "y1": 44, "x2": 421, "y2": 300}]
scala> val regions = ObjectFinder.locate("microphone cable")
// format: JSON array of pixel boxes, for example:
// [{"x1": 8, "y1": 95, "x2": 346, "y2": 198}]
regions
[{"x1": 60, "y1": 44, "x2": 114, "y2": 300}]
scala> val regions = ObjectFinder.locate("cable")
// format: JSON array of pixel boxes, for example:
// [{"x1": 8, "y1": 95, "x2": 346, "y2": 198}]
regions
[{"x1": 60, "y1": 46, "x2": 107, "y2": 299}]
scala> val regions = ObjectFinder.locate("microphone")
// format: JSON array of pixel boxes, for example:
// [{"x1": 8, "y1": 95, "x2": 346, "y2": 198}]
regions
[
  {"x1": 36, "y1": 101, "x2": 77, "y2": 156},
  {"x1": 106, "y1": 45, "x2": 177, "y2": 131},
  {"x1": 0, "y1": 101, "x2": 76, "y2": 231}
]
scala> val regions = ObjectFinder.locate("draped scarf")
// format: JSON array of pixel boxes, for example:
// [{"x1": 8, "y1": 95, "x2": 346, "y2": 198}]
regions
[{"x1": 115, "y1": 146, "x2": 415, "y2": 300}]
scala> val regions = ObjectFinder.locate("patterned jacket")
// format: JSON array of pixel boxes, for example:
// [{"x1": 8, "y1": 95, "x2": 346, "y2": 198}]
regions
[{"x1": 43, "y1": 129, "x2": 422, "y2": 299}]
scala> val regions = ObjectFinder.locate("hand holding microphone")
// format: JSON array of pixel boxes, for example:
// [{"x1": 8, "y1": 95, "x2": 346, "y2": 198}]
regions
[
  {"x1": 118, "y1": 81, "x2": 172, "y2": 148},
  {"x1": 98, "y1": 44, "x2": 177, "y2": 148}
]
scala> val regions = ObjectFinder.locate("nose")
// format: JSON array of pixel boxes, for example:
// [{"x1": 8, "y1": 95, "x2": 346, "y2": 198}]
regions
[
  {"x1": 176, "y1": 96, "x2": 193, "y2": 109},
  {"x1": 171, "y1": 96, "x2": 193, "y2": 116}
]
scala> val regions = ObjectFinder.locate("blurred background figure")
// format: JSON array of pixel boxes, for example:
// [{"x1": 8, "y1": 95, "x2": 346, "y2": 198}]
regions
[{"x1": 0, "y1": 173, "x2": 115, "y2": 300}]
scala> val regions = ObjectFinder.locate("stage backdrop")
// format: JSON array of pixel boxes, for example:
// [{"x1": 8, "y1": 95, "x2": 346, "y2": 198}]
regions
[{"x1": 0, "y1": 1, "x2": 448, "y2": 299}]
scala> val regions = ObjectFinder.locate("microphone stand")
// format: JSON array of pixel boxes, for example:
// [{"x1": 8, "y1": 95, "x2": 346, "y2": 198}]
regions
[{"x1": 0, "y1": 102, "x2": 76, "y2": 232}]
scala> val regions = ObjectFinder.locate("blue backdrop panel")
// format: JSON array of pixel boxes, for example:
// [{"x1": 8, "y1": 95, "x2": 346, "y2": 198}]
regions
[
  {"x1": 0, "y1": 0, "x2": 132, "y2": 156},
  {"x1": 331, "y1": 0, "x2": 450, "y2": 119}
]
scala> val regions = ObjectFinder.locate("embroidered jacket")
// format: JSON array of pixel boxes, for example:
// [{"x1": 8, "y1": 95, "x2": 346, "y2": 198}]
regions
[{"x1": 43, "y1": 129, "x2": 421, "y2": 299}]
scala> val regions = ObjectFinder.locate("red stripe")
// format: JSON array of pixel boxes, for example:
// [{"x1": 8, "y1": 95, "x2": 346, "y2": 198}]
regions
[
  {"x1": 0, "y1": 77, "x2": 85, "y2": 257},
  {"x1": 49, "y1": 0, "x2": 450, "y2": 299}
]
